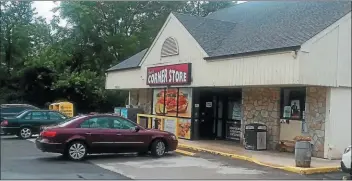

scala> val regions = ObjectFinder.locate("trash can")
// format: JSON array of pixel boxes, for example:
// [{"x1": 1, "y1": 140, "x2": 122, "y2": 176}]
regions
[
  {"x1": 244, "y1": 123, "x2": 267, "y2": 151},
  {"x1": 295, "y1": 141, "x2": 312, "y2": 167}
]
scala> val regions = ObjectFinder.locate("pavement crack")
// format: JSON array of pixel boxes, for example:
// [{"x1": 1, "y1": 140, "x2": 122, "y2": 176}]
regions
[{"x1": 76, "y1": 174, "x2": 86, "y2": 180}]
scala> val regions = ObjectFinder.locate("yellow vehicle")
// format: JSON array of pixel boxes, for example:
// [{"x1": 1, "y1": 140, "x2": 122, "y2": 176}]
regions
[{"x1": 49, "y1": 102, "x2": 74, "y2": 118}]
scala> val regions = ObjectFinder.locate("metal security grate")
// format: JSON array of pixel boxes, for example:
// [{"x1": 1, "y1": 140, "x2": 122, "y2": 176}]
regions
[{"x1": 161, "y1": 37, "x2": 179, "y2": 57}]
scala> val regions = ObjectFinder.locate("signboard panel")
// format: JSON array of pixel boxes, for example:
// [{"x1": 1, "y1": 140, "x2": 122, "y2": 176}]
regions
[{"x1": 146, "y1": 63, "x2": 192, "y2": 85}]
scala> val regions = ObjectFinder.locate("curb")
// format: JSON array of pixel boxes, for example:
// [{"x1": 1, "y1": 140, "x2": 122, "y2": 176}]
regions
[
  {"x1": 178, "y1": 143, "x2": 340, "y2": 175},
  {"x1": 175, "y1": 149, "x2": 196, "y2": 156}
]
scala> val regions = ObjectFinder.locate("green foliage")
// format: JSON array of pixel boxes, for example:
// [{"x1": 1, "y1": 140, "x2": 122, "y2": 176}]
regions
[{"x1": 0, "y1": 1, "x2": 235, "y2": 113}]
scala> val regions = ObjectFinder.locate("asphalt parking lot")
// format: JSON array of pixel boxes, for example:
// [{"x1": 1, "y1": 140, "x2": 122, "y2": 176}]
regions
[{"x1": 1, "y1": 135, "x2": 350, "y2": 180}]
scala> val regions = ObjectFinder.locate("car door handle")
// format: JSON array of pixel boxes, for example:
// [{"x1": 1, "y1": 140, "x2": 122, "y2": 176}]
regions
[
  {"x1": 85, "y1": 132, "x2": 92, "y2": 135},
  {"x1": 116, "y1": 133, "x2": 122, "y2": 136}
]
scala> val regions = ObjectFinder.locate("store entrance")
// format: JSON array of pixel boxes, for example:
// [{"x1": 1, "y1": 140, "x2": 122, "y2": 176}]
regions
[
  {"x1": 195, "y1": 88, "x2": 242, "y2": 141},
  {"x1": 198, "y1": 91, "x2": 216, "y2": 139}
]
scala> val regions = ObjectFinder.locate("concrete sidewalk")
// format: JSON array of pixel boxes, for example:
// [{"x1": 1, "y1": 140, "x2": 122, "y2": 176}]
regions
[{"x1": 178, "y1": 139, "x2": 341, "y2": 175}]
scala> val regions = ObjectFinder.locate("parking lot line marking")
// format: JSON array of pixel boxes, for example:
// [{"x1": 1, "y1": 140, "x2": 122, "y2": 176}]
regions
[{"x1": 175, "y1": 149, "x2": 196, "y2": 156}]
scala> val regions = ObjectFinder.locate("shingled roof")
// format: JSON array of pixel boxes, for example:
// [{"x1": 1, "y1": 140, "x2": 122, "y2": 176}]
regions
[
  {"x1": 106, "y1": 49, "x2": 148, "y2": 72},
  {"x1": 108, "y1": 1, "x2": 351, "y2": 71},
  {"x1": 175, "y1": 1, "x2": 351, "y2": 58}
]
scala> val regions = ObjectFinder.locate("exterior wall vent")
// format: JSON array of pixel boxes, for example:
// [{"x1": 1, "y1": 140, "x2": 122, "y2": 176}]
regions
[{"x1": 161, "y1": 37, "x2": 179, "y2": 57}]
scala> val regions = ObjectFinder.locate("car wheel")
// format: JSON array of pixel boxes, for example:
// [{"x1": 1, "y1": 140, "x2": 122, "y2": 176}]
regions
[
  {"x1": 19, "y1": 127, "x2": 32, "y2": 139},
  {"x1": 150, "y1": 139, "x2": 166, "y2": 158},
  {"x1": 66, "y1": 141, "x2": 87, "y2": 161}
]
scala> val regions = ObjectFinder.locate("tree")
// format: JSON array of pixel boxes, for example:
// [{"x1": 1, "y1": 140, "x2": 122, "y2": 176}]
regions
[
  {"x1": 0, "y1": 1, "x2": 36, "y2": 75},
  {"x1": 0, "y1": 1, "x2": 235, "y2": 112}
]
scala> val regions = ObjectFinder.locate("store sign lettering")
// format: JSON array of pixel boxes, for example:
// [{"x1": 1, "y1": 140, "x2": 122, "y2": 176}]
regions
[{"x1": 146, "y1": 63, "x2": 191, "y2": 85}]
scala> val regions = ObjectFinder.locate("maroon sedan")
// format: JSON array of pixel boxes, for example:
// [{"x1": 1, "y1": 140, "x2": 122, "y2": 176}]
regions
[{"x1": 35, "y1": 114, "x2": 178, "y2": 161}]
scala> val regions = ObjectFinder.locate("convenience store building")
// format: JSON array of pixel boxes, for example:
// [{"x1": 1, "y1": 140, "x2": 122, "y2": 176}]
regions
[{"x1": 106, "y1": 2, "x2": 351, "y2": 159}]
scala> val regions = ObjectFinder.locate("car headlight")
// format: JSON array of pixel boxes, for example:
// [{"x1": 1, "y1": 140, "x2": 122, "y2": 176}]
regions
[
  {"x1": 344, "y1": 146, "x2": 351, "y2": 154},
  {"x1": 170, "y1": 135, "x2": 177, "y2": 140}
]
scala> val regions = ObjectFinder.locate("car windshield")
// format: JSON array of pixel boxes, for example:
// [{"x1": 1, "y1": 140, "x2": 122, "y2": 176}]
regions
[{"x1": 57, "y1": 116, "x2": 86, "y2": 127}]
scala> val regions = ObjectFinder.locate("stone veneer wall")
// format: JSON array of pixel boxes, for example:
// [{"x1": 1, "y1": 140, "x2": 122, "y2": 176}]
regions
[
  {"x1": 242, "y1": 88, "x2": 281, "y2": 150},
  {"x1": 305, "y1": 87, "x2": 327, "y2": 158},
  {"x1": 130, "y1": 89, "x2": 152, "y2": 114}
]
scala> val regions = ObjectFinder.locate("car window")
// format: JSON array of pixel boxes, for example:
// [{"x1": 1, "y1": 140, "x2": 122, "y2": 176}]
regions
[
  {"x1": 79, "y1": 117, "x2": 112, "y2": 129},
  {"x1": 111, "y1": 117, "x2": 136, "y2": 130},
  {"x1": 23, "y1": 113, "x2": 31, "y2": 120},
  {"x1": 31, "y1": 112, "x2": 47, "y2": 120},
  {"x1": 48, "y1": 112, "x2": 65, "y2": 120},
  {"x1": 58, "y1": 116, "x2": 86, "y2": 127},
  {"x1": 16, "y1": 111, "x2": 30, "y2": 118}
]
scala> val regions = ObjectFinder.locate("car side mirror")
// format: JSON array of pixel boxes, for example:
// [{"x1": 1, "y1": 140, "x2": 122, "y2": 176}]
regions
[{"x1": 134, "y1": 126, "x2": 140, "y2": 132}]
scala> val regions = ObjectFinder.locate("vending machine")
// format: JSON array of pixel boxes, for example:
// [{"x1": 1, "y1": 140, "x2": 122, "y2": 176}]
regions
[
  {"x1": 114, "y1": 107, "x2": 122, "y2": 116},
  {"x1": 113, "y1": 107, "x2": 144, "y2": 123}
]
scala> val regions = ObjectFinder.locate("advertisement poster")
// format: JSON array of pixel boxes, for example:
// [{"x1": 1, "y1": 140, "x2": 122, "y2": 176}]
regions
[
  {"x1": 177, "y1": 118, "x2": 191, "y2": 139},
  {"x1": 164, "y1": 88, "x2": 178, "y2": 117},
  {"x1": 153, "y1": 89, "x2": 165, "y2": 115},
  {"x1": 231, "y1": 101, "x2": 241, "y2": 120},
  {"x1": 153, "y1": 88, "x2": 192, "y2": 118},
  {"x1": 177, "y1": 88, "x2": 192, "y2": 118},
  {"x1": 283, "y1": 106, "x2": 291, "y2": 118},
  {"x1": 163, "y1": 119, "x2": 176, "y2": 135},
  {"x1": 290, "y1": 100, "x2": 300, "y2": 119}
]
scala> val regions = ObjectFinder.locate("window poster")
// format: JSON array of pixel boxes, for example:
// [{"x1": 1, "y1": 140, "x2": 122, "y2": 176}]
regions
[
  {"x1": 290, "y1": 100, "x2": 300, "y2": 119},
  {"x1": 177, "y1": 118, "x2": 191, "y2": 139},
  {"x1": 164, "y1": 88, "x2": 178, "y2": 117},
  {"x1": 153, "y1": 89, "x2": 166, "y2": 115},
  {"x1": 283, "y1": 106, "x2": 291, "y2": 118},
  {"x1": 177, "y1": 88, "x2": 192, "y2": 118},
  {"x1": 153, "y1": 88, "x2": 192, "y2": 118},
  {"x1": 164, "y1": 119, "x2": 176, "y2": 135},
  {"x1": 232, "y1": 101, "x2": 241, "y2": 120}
]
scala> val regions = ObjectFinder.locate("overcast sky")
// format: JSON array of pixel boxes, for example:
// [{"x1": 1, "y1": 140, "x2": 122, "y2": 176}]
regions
[{"x1": 32, "y1": 1, "x2": 246, "y2": 25}]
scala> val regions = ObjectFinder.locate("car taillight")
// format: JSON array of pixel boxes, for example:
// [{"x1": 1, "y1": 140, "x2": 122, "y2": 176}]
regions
[
  {"x1": 1, "y1": 120, "x2": 8, "y2": 126},
  {"x1": 41, "y1": 131, "x2": 57, "y2": 138}
]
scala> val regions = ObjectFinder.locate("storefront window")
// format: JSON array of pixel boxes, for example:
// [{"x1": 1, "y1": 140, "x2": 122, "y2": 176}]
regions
[
  {"x1": 153, "y1": 89, "x2": 166, "y2": 115},
  {"x1": 280, "y1": 87, "x2": 306, "y2": 120},
  {"x1": 152, "y1": 88, "x2": 192, "y2": 118}
]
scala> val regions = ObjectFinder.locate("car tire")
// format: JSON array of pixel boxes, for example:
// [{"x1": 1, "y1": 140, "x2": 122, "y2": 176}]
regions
[
  {"x1": 66, "y1": 141, "x2": 87, "y2": 161},
  {"x1": 18, "y1": 127, "x2": 32, "y2": 139},
  {"x1": 150, "y1": 139, "x2": 166, "y2": 158}
]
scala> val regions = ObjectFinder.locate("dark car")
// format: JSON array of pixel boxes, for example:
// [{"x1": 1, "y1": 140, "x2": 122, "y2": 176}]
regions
[
  {"x1": 1, "y1": 110, "x2": 68, "y2": 139},
  {"x1": 35, "y1": 114, "x2": 178, "y2": 161},
  {"x1": 0, "y1": 104, "x2": 39, "y2": 118}
]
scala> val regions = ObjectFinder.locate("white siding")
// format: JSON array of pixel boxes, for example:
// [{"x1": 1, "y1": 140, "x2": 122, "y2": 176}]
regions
[
  {"x1": 105, "y1": 69, "x2": 146, "y2": 89},
  {"x1": 204, "y1": 53, "x2": 299, "y2": 86},
  {"x1": 299, "y1": 13, "x2": 351, "y2": 87},
  {"x1": 324, "y1": 87, "x2": 351, "y2": 159}
]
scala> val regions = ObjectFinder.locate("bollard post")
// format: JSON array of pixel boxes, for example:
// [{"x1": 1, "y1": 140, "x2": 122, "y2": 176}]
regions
[
  {"x1": 175, "y1": 118, "x2": 179, "y2": 138},
  {"x1": 148, "y1": 117, "x2": 152, "y2": 128},
  {"x1": 137, "y1": 115, "x2": 140, "y2": 125},
  {"x1": 160, "y1": 118, "x2": 164, "y2": 131}
]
